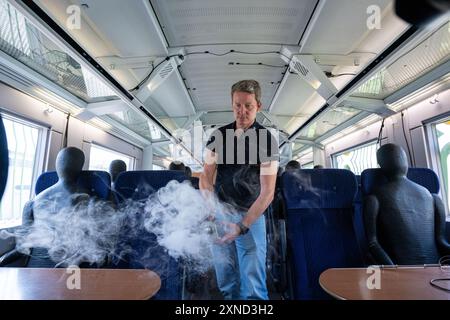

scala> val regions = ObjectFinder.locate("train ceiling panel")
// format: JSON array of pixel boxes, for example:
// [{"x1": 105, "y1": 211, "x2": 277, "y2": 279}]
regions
[
  {"x1": 150, "y1": 0, "x2": 319, "y2": 46},
  {"x1": 179, "y1": 44, "x2": 286, "y2": 113}
]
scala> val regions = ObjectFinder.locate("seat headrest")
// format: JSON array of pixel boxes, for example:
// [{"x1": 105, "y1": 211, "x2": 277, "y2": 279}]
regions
[
  {"x1": 77, "y1": 171, "x2": 111, "y2": 199},
  {"x1": 114, "y1": 170, "x2": 187, "y2": 201},
  {"x1": 281, "y1": 169, "x2": 357, "y2": 209},
  {"x1": 35, "y1": 170, "x2": 111, "y2": 200},
  {"x1": 361, "y1": 167, "x2": 440, "y2": 195},
  {"x1": 35, "y1": 171, "x2": 59, "y2": 195}
]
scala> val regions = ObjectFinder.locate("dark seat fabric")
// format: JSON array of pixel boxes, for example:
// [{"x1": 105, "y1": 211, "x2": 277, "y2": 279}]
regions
[
  {"x1": 447, "y1": 222, "x2": 450, "y2": 242},
  {"x1": 35, "y1": 170, "x2": 111, "y2": 200},
  {"x1": 0, "y1": 116, "x2": 7, "y2": 200},
  {"x1": 353, "y1": 175, "x2": 371, "y2": 264},
  {"x1": 361, "y1": 168, "x2": 440, "y2": 196},
  {"x1": 189, "y1": 177, "x2": 199, "y2": 189},
  {"x1": 281, "y1": 169, "x2": 363, "y2": 300},
  {"x1": 113, "y1": 170, "x2": 187, "y2": 300}
]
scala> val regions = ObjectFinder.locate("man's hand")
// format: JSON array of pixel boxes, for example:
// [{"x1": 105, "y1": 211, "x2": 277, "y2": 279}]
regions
[{"x1": 217, "y1": 221, "x2": 241, "y2": 244}]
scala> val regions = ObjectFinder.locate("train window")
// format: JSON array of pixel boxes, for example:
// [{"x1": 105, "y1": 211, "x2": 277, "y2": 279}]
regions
[
  {"x1": 153, "y1": 164, "x2": 165, "y2": 170},
  {"x1": 332, "y1": 141, "x2": 378, "y2": 175},
  {"x1": 430, "y1": 120, "x2": 450, "y2": 216},
  {"x1": 88, "y1": 144, "x2": 134, "y2": 172},
  {"x1": 301, "y1": 162, "x2": 314, "y2": 169},
  {"x1": 0, "y1": 114, "x2": 47, "y2": 228}
]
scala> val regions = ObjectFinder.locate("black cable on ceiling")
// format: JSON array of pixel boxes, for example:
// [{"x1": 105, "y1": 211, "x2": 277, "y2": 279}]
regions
[
  {"x1": 376, "y1": 118, "x2": 385, "y2": 146},
  {"x1": 183, "y1": 49, "x2": 293, "y2": 61},
  {"x1": 401, "y1": 111, "x2": 415, "y2": 166},
  {"x1": 129, "y1": 54, "x2": 184, "y2": 92},
  {"x1": 233, "y1": 62, "x2": 287, "y2": 68},
  {"x1": 62, "y1": 113, "x2": 70, "y2": 148},
  {"x1": 130, "y1": 49, "x2": 291, "y2": 92}
]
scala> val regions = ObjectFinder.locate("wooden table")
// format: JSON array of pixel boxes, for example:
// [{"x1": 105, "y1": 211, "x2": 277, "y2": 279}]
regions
[
  {"x1": 319, "y1": 266, "x2": 450, "y2": 300},
  {"x1": 0, "y1": 268, "x2": 161, "y2": 300}
]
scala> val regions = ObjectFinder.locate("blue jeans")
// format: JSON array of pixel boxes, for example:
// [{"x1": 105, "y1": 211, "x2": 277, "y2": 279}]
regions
[{"x1": 211, "y1": 214, "x2": 268, "y2": 300}]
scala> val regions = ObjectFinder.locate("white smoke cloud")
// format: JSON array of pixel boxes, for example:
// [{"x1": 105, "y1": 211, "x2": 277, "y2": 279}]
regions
[{"x1": 5, "y1": 180, "x2": 241, "y2": 274}]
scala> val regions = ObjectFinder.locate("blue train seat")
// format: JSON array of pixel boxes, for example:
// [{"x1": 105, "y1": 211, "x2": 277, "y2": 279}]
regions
[
  {"x1": 281, "y1": 169, "x2": 363, "y2": 300},
  {"x1": 35, "y1": 170, "x2": 111, "y2": 200},
  {"x1": 113, "y1": 170, "x2": 187, "y2": 300}
]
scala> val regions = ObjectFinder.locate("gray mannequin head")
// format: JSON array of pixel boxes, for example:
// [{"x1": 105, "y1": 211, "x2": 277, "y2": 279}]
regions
[
  {"x1": 169, "y1": 161, "x2": 185, "y2": 171},
  {"x1": 109, "y1": 159, "x2": 127, "y2": 182},
  {"x1": 377, "y1": 143, "x2": 408, "y2": 177},
  {"x1": 285, "y1": 160, "x2": 300, "y2": 171},
  {"x1": 55, "y1": 147, "x2": 85, "y2": 182}
]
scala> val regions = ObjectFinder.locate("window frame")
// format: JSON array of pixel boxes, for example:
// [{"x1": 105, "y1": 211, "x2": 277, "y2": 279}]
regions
[
  {"x1": 301, "y1": 161, "x2": 314, "y2": 169},
  {"x1": 424, "y1": 114, "x2": 450, "y2": 218},
  {"x1": 88, "y1": 142, "x2": 135, "y2": 172},
  {"x1": 0, "y1": 110, "x2": 48, "y2": 228},
  {"x1": 331, "y1": 139, "x2": 378, "y2": 174}
]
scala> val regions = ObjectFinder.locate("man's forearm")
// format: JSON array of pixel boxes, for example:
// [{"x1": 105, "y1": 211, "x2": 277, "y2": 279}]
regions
[
  {"x1": 199, "y1": 173, "x2": 214, "y2": 192},
  {"x1": 241, "y1": 192, "x2": 274, "y2": 227}
]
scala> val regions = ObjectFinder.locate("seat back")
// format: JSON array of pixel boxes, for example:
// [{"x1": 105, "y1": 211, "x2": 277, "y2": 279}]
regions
[
  {"x1": 352, "y1": 175, "x2": 370, "y2": 263},
  {"x1": 361, "y1": 167, "x2": 440, "y2": 196},
  {"x1": 447, "y1": 222, "x2": 450, "y2": 242},
  {"x1": 35, "y1": 171, "x2": 111, "y2": 200},
  {"x1": 281, "y1": 169, "x2": 363, "y2": 300},
  {"x1": 0, "y1": 116, "x2": 8, "y2": 200},
  {"x1": 189, "y1": 177, "x2": 199, "y2": 189},
  {"x1": 35, "y1": 171, "x2": 59, "y2": 195},
  {"x1": 114, "y1": 170, "x2": 186, "y2": 300}
]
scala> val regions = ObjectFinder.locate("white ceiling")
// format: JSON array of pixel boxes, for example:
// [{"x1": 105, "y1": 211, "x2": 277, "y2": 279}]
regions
[
  {"x1": 31, "y1": 0, "x2": 419, "y2": 148},
  {"x1": 150, "y1": 0, "x2": 319, "y2": 46},
  {"x1": 179, "y1": 44, "x2": 286, "y2": 112}
]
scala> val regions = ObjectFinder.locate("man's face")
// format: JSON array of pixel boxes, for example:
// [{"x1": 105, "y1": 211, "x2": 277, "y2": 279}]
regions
[{"x1": 232, "y1": 91, "x2": 261, "y2": 129}]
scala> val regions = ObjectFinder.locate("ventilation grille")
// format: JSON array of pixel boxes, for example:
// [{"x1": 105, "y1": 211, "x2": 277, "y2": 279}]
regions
[
  {"x1": 172, "y1": 7, "x2": 300, "y2": 18},
  {"x1": 290, "y1": 59, "x2": 309, "y2": 77},
  {"x1": 150, "y1": 0, "x2": 318, "y2": 46},
  {"x1": 159, "y1": 62, "x2": 174, "y2": 79}
]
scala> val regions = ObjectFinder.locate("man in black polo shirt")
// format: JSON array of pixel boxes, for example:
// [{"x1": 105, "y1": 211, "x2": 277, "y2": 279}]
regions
[{"x1": 200, "y1": 80, "x2": 279, "y2": 300}]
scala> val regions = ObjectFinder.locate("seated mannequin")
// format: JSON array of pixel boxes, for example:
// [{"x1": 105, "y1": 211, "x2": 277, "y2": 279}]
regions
[
  {"x1": 285, "y1": 160, "x2": 300, "y2": 171},
  {"x1": 109, "y1": 159, "x2": 127, "y2": 187},
  {"x1": 0, "y1": 147, "x2": 87, "y2": 266},
  {"x1": 34, "y1": 146, "x2": 86, "y2": 209},
  {"x1": 363, "y1": 143, "x2": 450, "y2": 265}
]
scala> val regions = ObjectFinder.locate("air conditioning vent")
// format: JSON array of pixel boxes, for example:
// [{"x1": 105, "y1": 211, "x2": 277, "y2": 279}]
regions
[
  {"x1": 291, "y1": 59, "x2": 309, "y2": 77},
  {"x1": 159, "y1": 62, "x2": 174, "y2": 79},
  {"x1": 146, "y1": 57, "x2": 177, "y2": 92}
]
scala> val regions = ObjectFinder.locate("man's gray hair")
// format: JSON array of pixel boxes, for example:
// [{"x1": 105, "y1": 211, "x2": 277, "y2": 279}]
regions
[{"x1": 231, "y1": 80, "x2": 261, "y2": 104}]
